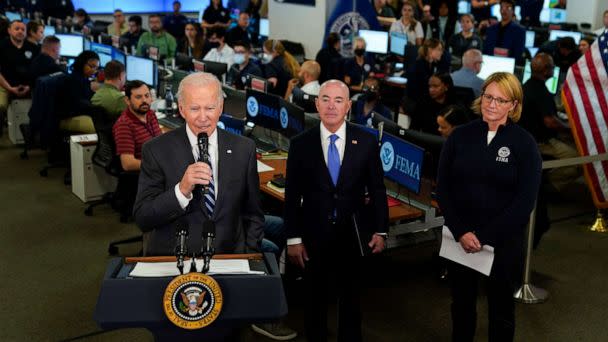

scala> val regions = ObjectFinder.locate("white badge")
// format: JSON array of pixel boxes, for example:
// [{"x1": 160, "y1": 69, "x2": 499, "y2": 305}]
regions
[
  {"x1": 24, "y1": 51, "x2": 32, "y2": 59},
  {"x1": 364, "y1": 64, "x2": 371, "y2": 72}
]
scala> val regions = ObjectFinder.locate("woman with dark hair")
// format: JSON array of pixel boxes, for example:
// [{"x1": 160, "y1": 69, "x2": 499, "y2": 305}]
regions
[
  {"x1": 406, "y1": 38, "x2": 444, "y2": 100},
  {"x1": 26, "y1": 20, "x2": 44, "y2": 46},
  {"x1": 202, "y1": 0, "x2": 231, "y2": 30},
  {"x1": 390, "y1": 2, "x2": 423, "y2": 46},
  {"x1": 262, "y1": 39, "x2": 300, "y2": 97},
  {"x1": 436, "y1": 105, "x2": 470, "y2": 137},
  {"x1": 177, "y1": 22, "x2": 206, "y2": 59},
  {"x1": 64, "y1": 50, "x2": 100, "y2": 119},
  {"x1": 72, "y1": 8, "x2": 93, "y2": 34},
  {"x1": 411, "y1": 72, "x2": 455, "y2": 134}
]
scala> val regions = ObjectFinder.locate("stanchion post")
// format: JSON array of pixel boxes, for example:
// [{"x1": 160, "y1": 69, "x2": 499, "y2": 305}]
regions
[{"x1": 514, "y1": 204, "x2": 549, "y2": 304}]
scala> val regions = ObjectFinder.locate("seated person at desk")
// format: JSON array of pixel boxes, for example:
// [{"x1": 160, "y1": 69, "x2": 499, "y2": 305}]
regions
[
  {"x1": 177, "y1": 22, "x2": 205, "y2": 60},
  {"x1": 343, "y1": 37, "x2": 376, "y2": 93},
  {"x1": 203, "y1": 27, "x2": 235, "y2": 67},
  {"x1": 201, "y1": 0, "x2": 232, "y2": 30},
  {"x1": 29, "y1": 35, "x2": 63, "y2": 88},
  {"x1": 553, "y1": 37, "x2": 581, "y2": 72},
  {"x1": 263, "y1": 39, "x2": 300, "y2": 98},
  {"x1": 91, "y1": 60, "x2": 126, "y2": 121},
  {"x1": 113, "y1": 80, "x2": 162, "y2": 219},
  {"x1": 26, "y1": 20, "x2": 44, "y2": 47},
  {"x1": 226, "y1": 40, "x2": 263, "y2": 90},
  {"x1": 61, "y1": 51, "x2": 101, "y2": 133},
  {"x1": 72, "y1": 8, "x2": 94, "y2": 35},
  {"x1": 106, "y1": 9, "x2": 128, "y2": 36},
  {"x1": 120, "y1": 16, "x2": 146, "y2": 52},
  {"x1": 285, "y1": 60, "x2": 321, "y2": 100},
  {"x1": 518, "y1": 53, "x2": 580, "y2": 192},
  {"x1": 451, "y1": 49, "x2": 484, "y2": 97},
  {"x1": 226, "y1": 12, "x2": 252, "y2": 47},
  {"x1": 136, "y1": 14, "x2": 177, "y2": 61},
  {"x1": 482, "y1": 0, "x2": 525, "y2": 63},
  {"x1": 436, "y1": 104, "x2": 470, "y2": 138},
  {"x1": 390, "y1": 2, "x2": 424, "y2": 46},
  {"x1": 411, "y1": 72, "x2": 455, "y2": 135},
  {"x1": 448, "y1": 14, "x2": 483, "y2": 58},
  {"x1": 133, "y1": 72, "x2": 264, "y2": 256},
  {"x1": 0, "y1": 20, "x2": 39, "y2": 128},
  {"x1": 351, "y1": 78, "x2": 392, "y2": 125},
  {"x1": 406, "y1": 38, "x2": 444, "y2": 100}
]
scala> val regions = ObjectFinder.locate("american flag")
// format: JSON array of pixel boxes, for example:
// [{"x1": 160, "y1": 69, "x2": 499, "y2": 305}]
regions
[{"x1": 562, "y1": 30, "x2": 608, "y2": 208}]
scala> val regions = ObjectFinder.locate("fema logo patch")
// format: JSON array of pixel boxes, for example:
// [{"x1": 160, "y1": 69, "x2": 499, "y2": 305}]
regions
[
  {"x1": 279, "y1": 107, "x2": 289, "y2": 129},
  {"x1": 246, "y1": 96, "x2": 259, "y2": 117},
  {"x1": 498, "y1": 147, "x2": 510, "y2": 158},
  {"x1": 163, "y1": 273, "x2": 223, "y2": 330},
  {"x1": 380, "y1": 141, "x2": 395, "y2": 172},
  {"x1": 329, "y1": 11, "x2": 370, "y2": 58},
  {"x1": 217, "y1": 121, "x2": 225, "y2": 130}
]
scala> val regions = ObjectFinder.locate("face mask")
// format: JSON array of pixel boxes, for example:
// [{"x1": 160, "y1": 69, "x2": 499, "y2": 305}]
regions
[
  {"x1": 207, "y1": 41, "x2": 220, "y2": 49},
  {"x1": 233, "y1": 53, "x2": 246, "y2": 65},
  {"x1": 354, "y1": 48, "x2": 365, "y2": 57},
  {"x1": 262, "y1": 53, "x2": 273, "y2": 64}
]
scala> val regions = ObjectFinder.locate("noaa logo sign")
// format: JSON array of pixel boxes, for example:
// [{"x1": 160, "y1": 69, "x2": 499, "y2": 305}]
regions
[
  {"x1": 163, "y1": 273, "x2": 223, "y2": 330},
  {"x1": 279, "y1": 107, "x2": 289, "y2": 129},
  {"x1": 217, "y1": 121, "x2": 225, "y2": 130},
  {"x1": 380, "y1": 141, "x2": 395, "y2": 172},
  {"x1": 246, "y1": 96, "x2": 259, "y2": 117}
]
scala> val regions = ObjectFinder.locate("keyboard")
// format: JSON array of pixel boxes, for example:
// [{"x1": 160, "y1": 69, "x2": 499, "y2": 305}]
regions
[{"x1": 158, "y1": 116, "x2": 185, "y2": 130}]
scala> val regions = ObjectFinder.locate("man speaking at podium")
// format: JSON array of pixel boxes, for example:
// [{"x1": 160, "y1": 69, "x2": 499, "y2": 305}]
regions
[
  {"x1": 133, "y1": 72, "x2": 264, "y2": 256},
  {"x1": 285, "y1": 80, "x2": 388, "y2": 341}
]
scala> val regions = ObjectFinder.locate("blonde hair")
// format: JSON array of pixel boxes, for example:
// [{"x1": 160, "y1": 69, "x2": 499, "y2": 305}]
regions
[
  {"x1": 471, "y1": 72, "x2": 523, "y2": 122},
  {"x1": 264, "y1": 39, "x2": 301, "y2": 78}
]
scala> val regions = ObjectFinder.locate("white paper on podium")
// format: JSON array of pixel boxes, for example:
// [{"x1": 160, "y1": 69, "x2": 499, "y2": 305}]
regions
[
  {"x1": 439, "y1": 226, "x2": 495, "y2": 276},
  {"x1": 257, "y1": 160, "x2": 274, "y2": 173},
  {"x1": 129, "y1": 259, "x2": 265, "y2": 278}
]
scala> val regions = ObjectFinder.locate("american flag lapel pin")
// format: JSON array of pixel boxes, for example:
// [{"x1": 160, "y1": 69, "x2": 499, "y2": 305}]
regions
[
  {"x1": 227, "y1": 149, "x2": 232, "y2": 154},
  {"x1": 352, "y1": 139, "x2": 358, "y2": 145}
]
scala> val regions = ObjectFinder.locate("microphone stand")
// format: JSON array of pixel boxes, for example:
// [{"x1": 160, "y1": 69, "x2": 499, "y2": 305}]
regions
[
  {"x1": 201, "y1": 221, "x2": 216, "y2": 274},
  {"x1": 175, "y1": 223, "x2": 189, "y2": 275}
]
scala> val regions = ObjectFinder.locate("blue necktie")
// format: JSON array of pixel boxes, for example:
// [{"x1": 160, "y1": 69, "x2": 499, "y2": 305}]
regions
[
  {"x1": 199, "y1": 149, "x2": 215, "y2": 216},
  {"x1": 328, "y1": 134, "x2": 340, "y2": 186}
]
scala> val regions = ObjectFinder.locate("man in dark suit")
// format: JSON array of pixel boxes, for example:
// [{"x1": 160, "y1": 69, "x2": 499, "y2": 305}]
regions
[
  {"x1": 285, "y1": 80, "x2": 388, "y2": 341},
  {"x1": 133, "y1": 72, "x2": 264, "y2": 256}
]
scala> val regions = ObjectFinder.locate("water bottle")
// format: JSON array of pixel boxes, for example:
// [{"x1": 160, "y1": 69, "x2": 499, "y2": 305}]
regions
[{"x1": 165, "y1": 84, "x2": 174, "y2": 116}]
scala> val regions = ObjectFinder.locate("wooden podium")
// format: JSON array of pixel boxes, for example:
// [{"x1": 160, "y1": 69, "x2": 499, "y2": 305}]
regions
[{"x1": 94, "y1": 253, "x2": 287, "y2": 341}]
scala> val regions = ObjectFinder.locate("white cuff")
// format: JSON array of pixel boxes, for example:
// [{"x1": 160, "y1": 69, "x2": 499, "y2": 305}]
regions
[
  {"x1": 174, "y1": 183, "x2": 192, "y2": 210},
  {"x1": 287, "y1": 238, "x2": 302, "y2": 245}
]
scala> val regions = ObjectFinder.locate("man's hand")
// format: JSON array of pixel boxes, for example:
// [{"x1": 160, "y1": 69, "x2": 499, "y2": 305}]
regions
[
  {"x1": 287, "y1": 243, "x2": 309, "y2": 269},
  {"x1": 459, "y1": 232, "x2": 482, "y2": 253},
  {"x1": 178, "y1": 162, "x2": 212, "y2": 197},
  {"x1": 368, "y1": 234, "x2": 386, "y2": 254},
  {"x1": 10, "y1": 85, "x2": 28, "y2": 96}
]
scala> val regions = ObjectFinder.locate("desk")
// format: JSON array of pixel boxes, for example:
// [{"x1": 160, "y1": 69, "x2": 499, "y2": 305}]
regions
[{"x1": 257, "y1": 158, "x2": 423, "y2": 223}]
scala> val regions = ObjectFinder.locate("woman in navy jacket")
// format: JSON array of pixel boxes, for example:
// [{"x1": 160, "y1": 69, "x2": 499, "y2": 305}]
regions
[{"x1": 437, "y1": 72, "x2": 542, "y2": 342}]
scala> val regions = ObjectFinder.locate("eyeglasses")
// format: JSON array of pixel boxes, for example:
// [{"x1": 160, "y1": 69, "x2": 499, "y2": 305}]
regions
[
  {"x1": 86, "y1": 63, "x2": 99, "y2": 70},
  {"x1": 481, "y1": 93, "x2": 512, "y2": 106}
]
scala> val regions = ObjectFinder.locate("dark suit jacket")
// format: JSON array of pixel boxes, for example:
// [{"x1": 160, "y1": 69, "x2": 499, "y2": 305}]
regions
[
  {"x1": 284, "y1": 122, "x2": 388, "y2": 257},
  {"x1": 133, "y1": 126, "x2": 264, "y2": 256},
  {"x1": 483, "y1": 21, "x2": 526, "y2": 63}
]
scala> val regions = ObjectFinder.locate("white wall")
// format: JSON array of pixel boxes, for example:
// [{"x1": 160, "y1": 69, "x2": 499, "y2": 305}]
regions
[
  {"x1": 267, "y1": 1, "x2": 327, "y2": 60},
  {"x1": 566, "y1": 0, "x2": 604, "y2": 29}
]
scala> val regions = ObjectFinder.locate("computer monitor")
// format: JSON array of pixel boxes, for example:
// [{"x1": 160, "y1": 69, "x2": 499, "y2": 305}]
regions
[
  {"x1": 222, "y1": 85, "x2": 247, "y2": 119},
  {"x1": 259, "y1": 18, "x2": 269, "y2": 37},
  {"x1": 278, "y1": 98, "x2": 305, "y2": 138},
  {"x1": 549, "y1": 29, "x2": 581, "y2": 44},
  {"x1": 291, "y1": 87, "x2": 318, "y2": 113},
  {"x1": 372, "y1": 112, "x2": 401, "y2": 137},
  {"x1": 490, "y1": 4, "x2": 521, "y2": 21},
  {"x1": 379, "y1": 132, "x2": 425, "y2": 193},
  {"x1": 112, "y1": 47, "x2": 126, "y2": 66},
  {"x1": 389, "y1": 32, "x2": 407, "y2": 56},
  {"x1": 527, "y1": 47, "x2": 539, "y2": 58},
  {"x1": 90, "y1": 42, "x2": 113, "y2": 68},
  {"x1": 358, "y1": 29, "x2": 389, "y2": 54},
  {"x1": 245, "y1": 89, "x2": 305, "y2": 138},
  {"x1": 525, "y1": 31, "x2": 536, "y2": 48},
  {"x1": 126, "y1": 55, "x2": 157, "y2": 88},
  {"x1": 5, "y1": 11, "x2": 21, "y2": 21},
  {"x1": 540, "y1": 8, "x2": 567, "y2": 23},
  {"x1": 43, "y1": 26, "x2": 56, "y2": 37},
  {"x1": 478, "y1": 55, "x2": 516, "y2": 80},
  {"x1": 199, "y1": 60, "x2": 228, "y2": 80},
  {"x1": 248, "y1": 75, "x2": 268, "y2": 93},
  {"x1": 522, "y1": 60, "x2": 561, "y2": 94},
  {"x1": 56, "y1": 34, "x2": 84, "y2": 58},
  {"x1": 458, "y1": 0, "x2": 471, "y2": 14},
  {"x1": 218, "y1": 114, "x2": 246, "y2": 135}
]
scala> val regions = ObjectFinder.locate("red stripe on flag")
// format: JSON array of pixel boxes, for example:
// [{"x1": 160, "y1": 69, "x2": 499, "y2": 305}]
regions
[{"x1": 584, "y1": 52, "x2": 608, "y2": 128}]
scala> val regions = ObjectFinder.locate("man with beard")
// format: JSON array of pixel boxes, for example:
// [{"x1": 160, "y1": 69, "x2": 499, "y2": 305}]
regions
[
  {"x1": 113, "y1": 80, "x2": 162, "y2": 218},
  {"x1": 136, "y1": 14, "x2": 177, "y2": 61}
]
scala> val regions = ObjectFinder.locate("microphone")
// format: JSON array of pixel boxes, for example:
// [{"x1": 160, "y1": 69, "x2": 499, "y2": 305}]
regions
[
  {"x1": 197, "y1": 132, "x2": 209, "y2": 195},
  {"x1": 377, "y1": 120, "x2": 385, "y2": 147},
  {"x1": 174, "y1": 221, "x2": 189, "y2": 275},
  {"x1": 201, "y1": 220, "x2": 216, "y2": 274}
]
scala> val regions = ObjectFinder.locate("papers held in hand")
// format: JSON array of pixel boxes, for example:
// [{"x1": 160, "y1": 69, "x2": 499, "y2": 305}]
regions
[
  {"x1": 439, "y1": 226, "x2": 495, "y2": 276},
  {"x1": 129, "y1": 259, "x2": 265, "y2": 278}
]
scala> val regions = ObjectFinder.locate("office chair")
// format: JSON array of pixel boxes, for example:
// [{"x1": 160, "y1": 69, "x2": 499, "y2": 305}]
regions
[{"x1": 83, "y1": 106, "x2": 142, "y2": 255}]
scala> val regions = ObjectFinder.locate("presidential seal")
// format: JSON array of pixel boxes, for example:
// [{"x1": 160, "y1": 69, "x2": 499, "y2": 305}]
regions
[{"x1": 163, "y1": 273, "x2": 223, "y2": 330}]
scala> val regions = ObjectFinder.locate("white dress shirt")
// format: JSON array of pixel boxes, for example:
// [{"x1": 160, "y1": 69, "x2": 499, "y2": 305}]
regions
[
  {"x1": 287, "y1": 121, "x2": 346, "y2": 246},
  {"x1": 204, "y1": 44, "x2": 235, "y2": 68},
  {"x1": 174, "y1": 125, "x2": 219, "y2": 210},
  {"x1": 301, "y1": 80, "x2": 321, "y2": 96}
]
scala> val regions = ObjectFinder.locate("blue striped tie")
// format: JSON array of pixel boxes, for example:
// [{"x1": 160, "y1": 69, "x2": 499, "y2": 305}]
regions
[{"x1": 204, "y1": 162, "x2": 215, "y2": 215}]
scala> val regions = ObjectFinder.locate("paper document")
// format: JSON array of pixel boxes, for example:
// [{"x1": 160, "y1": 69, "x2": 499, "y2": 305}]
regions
[
  {"x1": 439, "y1": 226, "x2": 495, "y2": 276},
  {"x1": 257, "y1": 160, "x2": 275, "y2": 173},
  {"x1": 129, "y1": 259, "x2": 265, "y2": 278}
]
